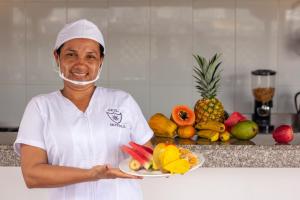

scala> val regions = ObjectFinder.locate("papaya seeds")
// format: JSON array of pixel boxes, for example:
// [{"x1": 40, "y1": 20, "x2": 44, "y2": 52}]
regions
[{"x1": 171, "y1": 105, "x2": 195, "y2": 126}]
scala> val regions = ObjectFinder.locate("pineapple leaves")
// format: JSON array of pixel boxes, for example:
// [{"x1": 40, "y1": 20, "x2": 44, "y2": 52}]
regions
[
  {"x1": 209, "y1": 62, "x2": 222, "y2": 84},
  {"x1": 193, "y1": 53, "x2": 222, "y2": 98},
  {"x1": 193, "y1": 54, "x2": 208, "y2": 78},
  {"x1": 193, "y1": 74, "x2": 208, "y2": 89},
  {"x1": 193, "y1": 65, "x2": 206, "y2": 82}
]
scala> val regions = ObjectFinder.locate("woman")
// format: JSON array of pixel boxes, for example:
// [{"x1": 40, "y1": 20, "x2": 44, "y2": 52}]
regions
[{"x1": 14, "y1": 19, "x2": 153, "y2": 200}]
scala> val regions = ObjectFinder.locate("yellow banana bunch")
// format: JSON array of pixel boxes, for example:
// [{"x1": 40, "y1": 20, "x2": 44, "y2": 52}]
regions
[
  {"x1": 196, "y1": 121, "x2": 230, "y2": 142},
  {"x1": 197, "y1": 130, "x2": 219, "y2": 142},
  {"x1": 195, "y1": 121, "x2": 225, "y2": 132}
]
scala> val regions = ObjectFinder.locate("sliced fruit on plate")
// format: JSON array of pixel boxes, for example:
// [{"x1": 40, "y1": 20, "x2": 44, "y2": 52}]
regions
[
  {"x1": 152, "y1": 143, "x2": 167, "y2": 170},
  {"x1": 163, "y1": 159, "x2": 190, "y2": 174},
  {"x1": 121, "y1": 141, "x2": 202, "y2": 175},
  {"x1": 178, "y1": 147, "x2": 199, "y2": 168},
  {"x1": 121, "y1": 145, "x2": 152, "y2": 170},
  {"x1": 129, "y1": 159, "x2": 142, "y2": 171},
  {"x1": 129, "y1": 141, "x2": 153, "y2": 160},
  {"x1": 158, "y1": 145, "x2": 180, "y2": 167}
]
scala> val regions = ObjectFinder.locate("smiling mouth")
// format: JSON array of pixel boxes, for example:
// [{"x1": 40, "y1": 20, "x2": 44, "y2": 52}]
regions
[{"x1": 71, "y1": 72, "x2": 89, "y2": 79}]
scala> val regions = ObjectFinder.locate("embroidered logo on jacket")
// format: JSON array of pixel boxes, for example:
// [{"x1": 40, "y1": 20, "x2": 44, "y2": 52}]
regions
[{"x1": 106, "y1": 108, "x2": 126, "y2": 128}]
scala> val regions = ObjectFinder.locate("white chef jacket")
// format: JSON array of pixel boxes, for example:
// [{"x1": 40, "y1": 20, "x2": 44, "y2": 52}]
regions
[{"x1": 14, "y1": 87, "x2": 153, "y2": 200}]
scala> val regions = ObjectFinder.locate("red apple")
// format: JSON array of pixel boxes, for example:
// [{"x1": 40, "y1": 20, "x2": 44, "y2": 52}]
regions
[{"x1": 272, "y1": 125, "x2": 294, "y2": 144}]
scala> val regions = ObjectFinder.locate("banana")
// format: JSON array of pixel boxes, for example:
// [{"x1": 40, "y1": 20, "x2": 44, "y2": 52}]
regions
[
  {"x1": 197, "y1": 130, "x2": 219, "y2": 142},
  {"x1": 195, "y1": 121, "x2": 225, "y2": 132},
  {"x1": 219, "y1": 131, "x2": 230, "y2": 142}
]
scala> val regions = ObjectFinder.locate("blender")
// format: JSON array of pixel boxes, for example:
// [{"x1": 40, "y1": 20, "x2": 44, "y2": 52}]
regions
[{"x1": 251, "y1": 69, "x2": 276, "y2": 133}]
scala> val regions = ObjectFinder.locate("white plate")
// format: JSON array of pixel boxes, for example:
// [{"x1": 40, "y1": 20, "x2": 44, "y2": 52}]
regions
[{"x1": 119, "y1": 153, "x2": 205, "y2": 178}]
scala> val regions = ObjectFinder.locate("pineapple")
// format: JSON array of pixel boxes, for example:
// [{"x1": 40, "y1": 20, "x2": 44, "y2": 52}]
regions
[{"x1": 193, "y1": 53, "x2": 225, "y2": 123}]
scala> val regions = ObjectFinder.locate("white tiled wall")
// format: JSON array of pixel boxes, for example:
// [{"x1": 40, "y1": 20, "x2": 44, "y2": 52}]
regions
[{"x1": 1, "y1": 0, "x2": 300, "y2": 126}]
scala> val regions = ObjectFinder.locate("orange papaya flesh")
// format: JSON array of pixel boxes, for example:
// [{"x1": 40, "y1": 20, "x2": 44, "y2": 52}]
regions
[{"x1": 171, "y1": 105, "x2": 195, "y2": 126}]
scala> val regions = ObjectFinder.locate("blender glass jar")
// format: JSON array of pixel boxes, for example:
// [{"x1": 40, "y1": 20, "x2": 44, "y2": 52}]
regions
[{"x1": 251, "y1": 69, "x2": 276, "y2": 103}]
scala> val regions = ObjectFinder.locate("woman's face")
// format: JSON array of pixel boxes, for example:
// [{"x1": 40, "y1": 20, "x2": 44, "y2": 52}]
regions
[{"x1": 55, "y1": 38, "x2": 103, "y2": 87}]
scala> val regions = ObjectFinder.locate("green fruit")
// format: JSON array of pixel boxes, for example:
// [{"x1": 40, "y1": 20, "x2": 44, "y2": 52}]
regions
[{"x1": 231, "y1": 120, "x2": 258, "y2": 140}]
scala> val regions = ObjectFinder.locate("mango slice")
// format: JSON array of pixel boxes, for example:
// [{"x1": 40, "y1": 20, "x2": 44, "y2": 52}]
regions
[
  {"x1": 163, "y1": 159, "x2": 191, "y2": 174},
  {"x1": 159, "y1": 145, "x2": 180, "y2": 167},
  {"x1": 153, "y1": 143, "x2": 167, "y2": 169}
]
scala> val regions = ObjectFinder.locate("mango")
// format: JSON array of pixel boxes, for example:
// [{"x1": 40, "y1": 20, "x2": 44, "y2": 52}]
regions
[
  {"x1": 231, "y1": 120, "x2": 258, "y2": 140},
  {"x1": 153, "y1": 143, "x2": 167, "y2": 169},
  {"x1": 163, "y1": 159, "x2": 190, "y2": 174},
  {"x1": 159, "y1": 145, "x2": 180, "y2": 167},
  {"x1": 153, "y1": 143, "x2": 195, "y2": 174}
]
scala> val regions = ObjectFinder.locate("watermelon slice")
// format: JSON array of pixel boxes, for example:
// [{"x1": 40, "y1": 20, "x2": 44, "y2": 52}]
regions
[
  {"x1": 121, "y1": 145, "x2": 152, "y2": 170},
  {"x1": 224, "y1": 112, "x2": 247, "y2": 131},
  {"x1": 129, "y1": 141, "x2": 153, "y2": 159}
]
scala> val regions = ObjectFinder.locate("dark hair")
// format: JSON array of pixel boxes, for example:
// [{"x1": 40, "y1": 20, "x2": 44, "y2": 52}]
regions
[{"x1": 56, "y1": 43, "x2": 105, "y2": 57}]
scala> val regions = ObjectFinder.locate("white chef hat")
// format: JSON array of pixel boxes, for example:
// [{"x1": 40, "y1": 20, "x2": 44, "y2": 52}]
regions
[{"x1": 54, "y1": 19, "x2": 105, "y2": 55}]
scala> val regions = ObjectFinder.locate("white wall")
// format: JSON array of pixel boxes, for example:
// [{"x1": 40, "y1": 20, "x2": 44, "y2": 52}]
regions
[
  {"x1": 1, "y1": 0, "x2": 300, "y2": 126},
  {"x1": 2, "y1": 167, "x2": 300, "y2": 200}
]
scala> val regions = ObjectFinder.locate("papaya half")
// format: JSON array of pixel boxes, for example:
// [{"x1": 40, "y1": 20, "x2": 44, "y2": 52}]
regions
[{"x1": 171, "y1": 105, "x2": 195, "y2": 126}]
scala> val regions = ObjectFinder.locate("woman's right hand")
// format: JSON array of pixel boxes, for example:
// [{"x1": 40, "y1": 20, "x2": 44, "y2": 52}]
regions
[
  {"x1": 88, "y1": 165, "x2": 142, "y2": 180},
  {"x1": 20, "y1": 144, "x2": 142, "y2": 188}
]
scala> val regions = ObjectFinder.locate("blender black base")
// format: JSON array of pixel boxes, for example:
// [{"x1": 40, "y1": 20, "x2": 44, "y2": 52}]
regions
[
  {"x1": 252, "y1": 113, "x2": 274, "y2": 133},
  {"x1": 257, "y1": 125, "x2": 274, "y2": 133}
]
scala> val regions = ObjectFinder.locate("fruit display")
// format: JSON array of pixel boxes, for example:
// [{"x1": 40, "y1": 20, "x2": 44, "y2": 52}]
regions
[
  {"x1": 230, "y1": 120, "x2": 258, "y2": 140},
  {"x1": 272, "y1": 125, "x2": 294, "y2": 144},
  {"x1": 146, "y1": 52, "x2": 262, "y2": 144},
  {"x1": 148, "y1": 109, "x2": 262, "y2": 143},
  {"x1": 148, "y1": 113, "x2": 177, "y2": 138},
  {"x1": 171, "y1": 105, "x2": 195, "y2": 126},
  {"x1": 121, "y1": 141, "x2": 199, "y2": 175},
  {"x1": 121, "y1": 145, "x2": 152, "y2": 170},
  {"x1": 193, "y1": 53, "x2": 225, "y2": 123}
]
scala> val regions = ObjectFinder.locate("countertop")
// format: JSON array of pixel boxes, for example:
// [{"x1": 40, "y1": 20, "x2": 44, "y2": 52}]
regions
[{"x1": 1, "y1": 131, "x2": 300, "y2": 167}]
